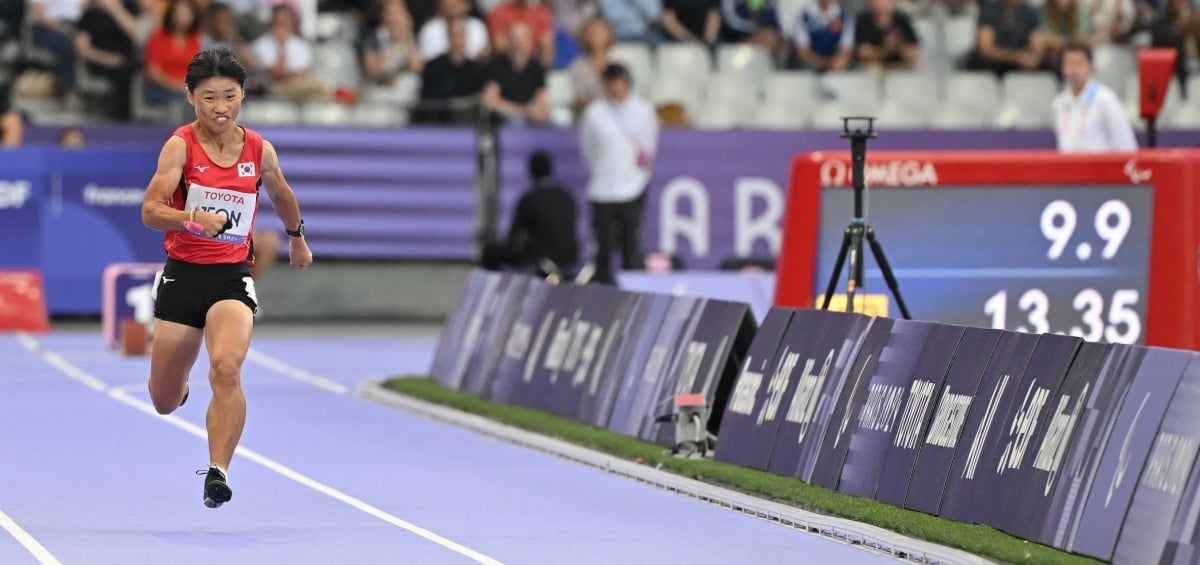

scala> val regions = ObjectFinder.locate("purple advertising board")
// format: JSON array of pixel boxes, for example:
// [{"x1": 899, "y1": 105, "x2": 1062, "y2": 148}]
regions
[
  {"x1": 968, "y1": 333, "x2": 1081, "y2": 531},
  {"x1": 653, "y1": 299, "x2": 754, "y2": 447},
  {"x1": 866, "y1": 322, "x2": 967, "y2": 506},
  {"x1": 1068, "y1": 347, "x2": 1191, "y2": 561},
  {"x1": 506, "y1": 281, "x2": 579, "y2": 412},
  {"x1": 762, "y1": 309, "x2": 872, "y2": 479},
  {"x1": 602, "y1": 293, "x2": 677, "y2": 434},
  {"x1": 1113, "y1": 353, "x2": 1200, "y2": 565},
  {"x1": 539, "y1": 283, "x2": 624, "y2": 421},
  {"x1": 807, "y1": 317, "x2": 895, "y2": 489},
  {"x1": 937, "y1": 331, "x2": 1041, "y2": 523},
  {"x1": 1035, "y1": 344, "x2": 1146, "y2": 549},
  {"x1": 488, "y1": 277, "x2": 556, "y2": 404},
  {"x1": 0, "y1": 152, "x2": 45, "y2": 270},
  {"x1": 714, "y1": 307, "x2": 795, "y2": 469},
  {"x1": 429, "y1": 269, "x2": 493, "y2": 390},
  {"x1": 904, "y1": 327, "x2": 1004, "y2": 515},
  {"x1": 459, "y1": 273, "x2": 532, "y2": 397},
  {"x1": 607, "y1": 295, "x2": 704, "y2": 440},
  {"x1": 999, "y1": 340, "x2": 1115, "y2": 542},
  {"x1": 574, "y1": 290, "x2": 643, "y2": 427}
]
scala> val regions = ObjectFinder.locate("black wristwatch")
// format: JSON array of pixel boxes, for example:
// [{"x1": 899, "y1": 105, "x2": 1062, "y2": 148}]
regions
[{"x1": 286, "y1": 219, "x2": 305, "y2": 238}]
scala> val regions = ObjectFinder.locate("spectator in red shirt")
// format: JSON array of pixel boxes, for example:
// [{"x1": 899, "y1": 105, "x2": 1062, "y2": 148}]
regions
[
  {"x1": 143, "y1": 0, "x2": 202, "y2": 106},
  {"x1": 487, "y1": 0, "x2": 555, "y2": 67}
]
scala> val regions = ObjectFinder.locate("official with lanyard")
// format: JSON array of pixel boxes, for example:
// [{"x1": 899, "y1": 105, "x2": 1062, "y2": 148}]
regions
[
  {"x1": 580, "y1": 63, "x2": 659, "y2": 285},
  {"x1": 1053, "y1": 42, "x2": 1138, "y2": 153}
]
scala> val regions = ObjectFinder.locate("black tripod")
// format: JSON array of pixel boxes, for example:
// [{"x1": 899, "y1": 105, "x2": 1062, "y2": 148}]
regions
[{"x1": 819, "y1": 117, "x2": 912, "y2": 320}]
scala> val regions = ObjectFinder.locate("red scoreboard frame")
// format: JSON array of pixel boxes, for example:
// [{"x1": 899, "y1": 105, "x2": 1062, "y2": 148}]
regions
[{"x1": 775, "y1": 149, "x2": 1200, "y2": 351}]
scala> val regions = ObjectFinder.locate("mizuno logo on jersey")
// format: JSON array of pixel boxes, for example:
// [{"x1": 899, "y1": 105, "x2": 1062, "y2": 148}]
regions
[{"x1": 194, "y1": 165, "x2": 209, "y2": 172}]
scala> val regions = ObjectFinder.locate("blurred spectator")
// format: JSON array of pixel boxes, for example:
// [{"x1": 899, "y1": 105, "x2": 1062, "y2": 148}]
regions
[
  {"x1": 854, "y1": 0, "x2": 919, "y2": 70},
  {"x1": 360, "y1": 0, "x2": 423, "y2": 105},
  {"x1": 418, "y1": 0, "x2": 490, "y2": 60},
  {"x1": 0, "y1": 1, "x2": 26, "y2": 44},
  {"x1": 1052, "y1": 42, "x2": 1135, "y2": 152},
  {"x1": 579, "y1": 63, "x2": 657, "y2": 285},
  {"x1": 568, "y1": 17, "x2": 612, "y2": 115},
  {"x1": 481, "y1": 22, "x2": 550, "y2": 125},
  {"x1": 0, "y1": 82, "x2": 21, "y2": 147},
  {"x1": 1041, "y1": 0, "x2": 1096, "y2": 68},
  {"x1": 1089, "y1": 0, "x2": 1137, "y2": 43},
  {"x1": 204, "y1": 2, "x2": 258, "y2": 69},
  {"x1": 482, "y1": 151, "x2": 580, "y2": 279},
  {"x1": 143, "y1": 0, "x2": 202, "y2": 106},
  {"x1": 417, "y1": 17, "x2": 486, "y2": 123},
  {"x1": 548, "y1": 0, "x2": 597, "y2": 37},
  {"x1": 75, "y1": 0, "x2": 140, "y2": 119},
  {"x1": 57, "y1": 125, "x2": 86, "y2": 147},
  {"x1": 487, "y1": 0, "x2": 556, "y2": 67},
  {"x1": 967, "y1": 0, "x2": 1048, "y2": 75},
  {"x1": 597, "y1": 0, "x2": 662, "y2": 43},
  {"x1": 661, "y1": 0, "x2": 722, "y2": 45},
  {"x1": 30, "y1": 0, "x2": 88, "y2": 104},
  {"x1": 252, "y1": 4, "x2": 333, "y2": 101},
  {"x1": 218, "y1": 0, "x2": 269, "y2": 40},
  {"x1": 1150, "y1": 0, "x2": 1197, "y2": 84},
  {"x1": 721, "y1": 0, "x2": 782, "y2": 50},
  {"x1": 793, "y1": 0, "x2": 854, "y2": 71}
]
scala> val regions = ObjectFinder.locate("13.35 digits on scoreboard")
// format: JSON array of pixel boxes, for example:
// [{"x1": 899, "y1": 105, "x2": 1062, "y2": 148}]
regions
[{"x1": 816, "y1": 185, "x2": 1152, "y2": 344}]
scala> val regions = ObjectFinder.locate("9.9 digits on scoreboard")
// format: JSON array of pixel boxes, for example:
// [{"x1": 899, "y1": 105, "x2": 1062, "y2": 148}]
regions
[{"x1": 983, "y1": 199, "x2": 1142, "y2": 345}]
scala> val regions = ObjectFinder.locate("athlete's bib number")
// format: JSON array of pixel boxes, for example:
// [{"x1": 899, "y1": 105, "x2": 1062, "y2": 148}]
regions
[{"x1": 185, "y1": 182, "x2": 257, "y2": 244}]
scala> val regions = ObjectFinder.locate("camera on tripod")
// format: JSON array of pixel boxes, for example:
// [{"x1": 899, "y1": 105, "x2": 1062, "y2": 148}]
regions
[{"x1": 818, "y1": 116, "x2": 912, "y2": 320}]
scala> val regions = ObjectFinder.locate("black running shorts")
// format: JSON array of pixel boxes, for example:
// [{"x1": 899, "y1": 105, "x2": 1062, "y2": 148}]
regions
[{"x1": 153, "y1": 258, "x2": 259, "y2": 329}]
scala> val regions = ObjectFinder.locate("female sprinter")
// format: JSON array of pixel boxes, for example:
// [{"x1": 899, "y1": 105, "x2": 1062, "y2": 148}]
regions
[{"x1": 140, "y1": 46, "x2": 313, "y2": 508}]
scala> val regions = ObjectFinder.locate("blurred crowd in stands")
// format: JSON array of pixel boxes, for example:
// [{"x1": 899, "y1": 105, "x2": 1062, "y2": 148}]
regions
[{"x1": 0, "y1": 0, "x2": 1196, "y2": 129}]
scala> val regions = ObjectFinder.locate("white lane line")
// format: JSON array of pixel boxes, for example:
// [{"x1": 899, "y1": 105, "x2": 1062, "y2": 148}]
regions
[
  {"x1": 245, "y1": 348, "x2": 347, "y2": 395},
  {"x1": 0, "y1": 508, "x2": 63, "y2": 565},
  {"x1": 16, "y1": 334, "x2": 503, "y2": 565}
]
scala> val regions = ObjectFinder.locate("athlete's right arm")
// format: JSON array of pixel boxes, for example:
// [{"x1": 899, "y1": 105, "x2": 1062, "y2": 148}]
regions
[{"x1": 142, "y1": 136, "x2": 190, "y2": 232}]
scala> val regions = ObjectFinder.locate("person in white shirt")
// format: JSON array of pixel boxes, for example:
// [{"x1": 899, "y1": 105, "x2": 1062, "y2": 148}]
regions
[
  {"x1": 579, "y1": 63, "x2": 659, "y2": 285},
  {"x1": 252, "y1": 4, "x2": 331, "y2": 101},
  {"x1": 1053, "y1": 42, "x2": 1138, "y2": 153},
  {"x1": 418, "y1": 0, "x2": 489, "y2": 61}
]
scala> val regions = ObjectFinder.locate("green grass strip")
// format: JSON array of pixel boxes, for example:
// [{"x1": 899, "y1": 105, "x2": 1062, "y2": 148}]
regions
[{"x1": 382, "y1": 376, "x2": 1106, "y2": 565}]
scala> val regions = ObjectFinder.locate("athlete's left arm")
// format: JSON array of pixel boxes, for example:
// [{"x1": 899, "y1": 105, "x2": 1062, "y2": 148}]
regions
[{"x1": 260, "y1": 140, "x2": 313, "y2": 269}]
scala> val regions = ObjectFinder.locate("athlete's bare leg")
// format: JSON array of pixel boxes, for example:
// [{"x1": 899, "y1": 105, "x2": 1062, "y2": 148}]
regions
[
  {"x1": 204, "y1": 299, "x2": 253, "y2": 469},
  {"x1": 148, "y1": 319, "x2": 204, "y2": 414}
]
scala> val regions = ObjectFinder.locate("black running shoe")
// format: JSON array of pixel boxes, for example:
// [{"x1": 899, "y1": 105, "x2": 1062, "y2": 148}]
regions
[
  {"x1": 197, "y1": 466, "x2": 232, "y2": 508},
  {"x1": 179, "y1": 386, "x2": 189, "y2": 408}
]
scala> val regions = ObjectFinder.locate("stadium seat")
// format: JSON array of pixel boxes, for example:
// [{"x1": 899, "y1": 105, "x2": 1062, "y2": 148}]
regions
[
  {"x1": 610, "y1": 42, "x2": 653, "y2": 96},
  {"x1": 930, "y1": 104, "x2": 991, "y2": 129},
  {"x1": 300, "y1": 101, "x2": 351, "y2": 126},
  {"x1": 943, "y1": 71, "x2": 999, "y2": 118},
  {"x1": 1093, "y1": 44, "x2": 1135, "y2": 100},
  {"x1": 693, "y1": 98, "x2": 753, "y2": 129},
  {"x1": 649, "y1": 74, "x2": 705, "y2": 120},
  {"x1": 762, "y1": 71, "x2": 818, "y2": 109},
  {"x1": 943, "y1": 14, "x2": 977, "y2": 67},
  {"x1": 748, "y1": 101, "x2": 810, "y2": 130},
  {"x1": 877, "y1": 100, "x2": 932, "y2": 129},
  {"x1": 314, "y1": 12, "x2": 359, "y2": 44},
  {"x1": 1123, "y1": 73, "x2": 1183, "y2": 129},
  {"x1": 707, "y1": 72, "x2": 762, "y2": 105},
  {"x1": 350, "y1": 102, "x2": 408, "y2": 127},
  {"x1": 654, "y1": 43, "x2": 712, "y2": 86},
  {"x1": 911, "y1": 16, "x2": 943, "y2": 75},
  {"x1": 240, "y1": 99, "x2": 301, "y2": 125},
  {"x1": 993, "y1": 71, "x2": 1057, "y2": 129},
  {"x1": 715, "y1": 43, "x2": 773, "y2": 84},
  {"x1": 883, "y1": 70, "x2": 937, "y2": 111},
  {"x1": 312, "y1": 42, "x2": 363, "y2": 92},
  {"x1": 546, "y1": 70, "x2": 572, "y2": 113},
  {"x1": 816, "y1": 71, "x2": 880, "y2": 112}
]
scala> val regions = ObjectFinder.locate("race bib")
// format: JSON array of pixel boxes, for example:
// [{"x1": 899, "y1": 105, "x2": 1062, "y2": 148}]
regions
[{"x1": 185, "y1": 183, "x2": 257, "y2": 245}]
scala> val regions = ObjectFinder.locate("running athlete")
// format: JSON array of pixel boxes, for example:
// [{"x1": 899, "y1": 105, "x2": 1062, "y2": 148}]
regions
[{"x1": 140, "y1": 46, "x2": 313, "y2": 508}]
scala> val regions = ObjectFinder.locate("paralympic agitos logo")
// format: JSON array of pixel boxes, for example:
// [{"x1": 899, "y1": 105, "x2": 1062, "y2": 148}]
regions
[{"x1": 819, "y1": 159, "x2": 940, "y2": 187}]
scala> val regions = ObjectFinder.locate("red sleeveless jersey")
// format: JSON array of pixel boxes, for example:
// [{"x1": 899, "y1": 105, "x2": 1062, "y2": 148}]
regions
[{"x1": 164, "y1": 124, "x2": 264, "y2": 264}]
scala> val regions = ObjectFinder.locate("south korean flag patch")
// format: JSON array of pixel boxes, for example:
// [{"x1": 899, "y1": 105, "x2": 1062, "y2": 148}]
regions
[{"x1": 237, "y1": 162, "x2": 256, "y2": 177}]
